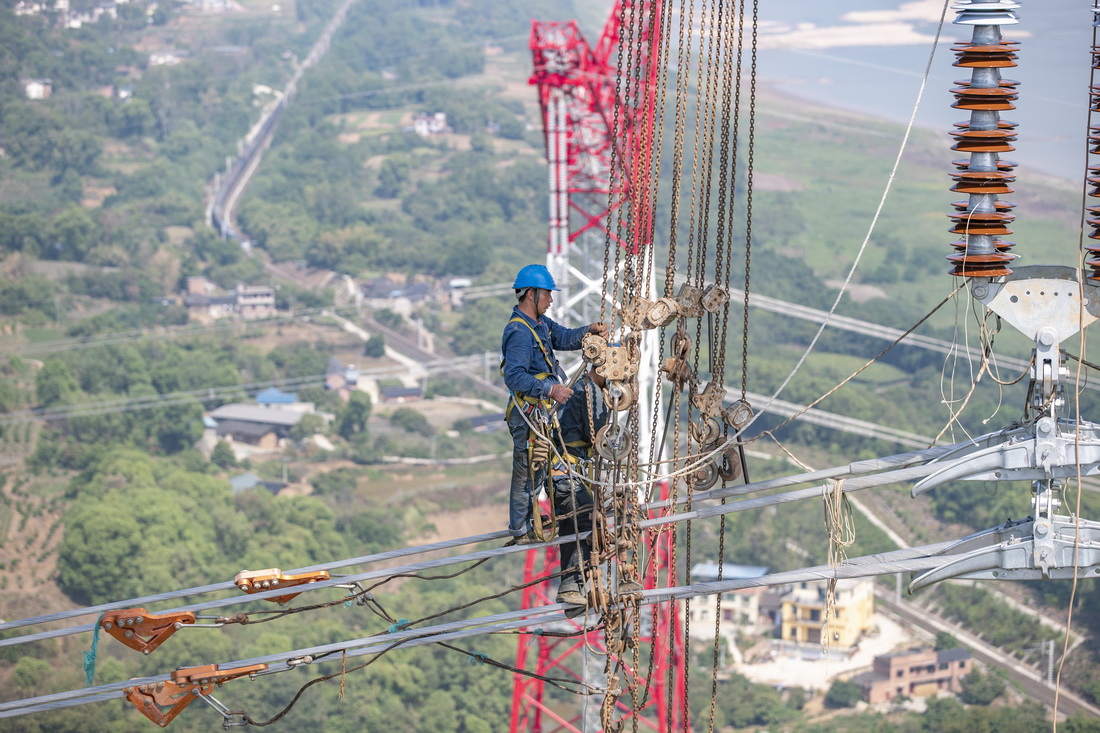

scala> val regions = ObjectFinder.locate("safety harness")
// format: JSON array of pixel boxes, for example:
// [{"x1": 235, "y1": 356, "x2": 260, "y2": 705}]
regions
[{"x1": 501, "y1": 315, "x2": 561, "y2": 541}]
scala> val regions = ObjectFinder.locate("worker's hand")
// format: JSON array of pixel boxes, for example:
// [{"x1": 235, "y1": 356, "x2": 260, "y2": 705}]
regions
[
  {"x1": 530, "y1": 440, "x2": 551, "y2": 471},
  {"x1": 589, "y1": 321, "x2": 609, "y2": 338},
  {"x1": 548, "y1": 383, "x2": 573, "y2": 404}
]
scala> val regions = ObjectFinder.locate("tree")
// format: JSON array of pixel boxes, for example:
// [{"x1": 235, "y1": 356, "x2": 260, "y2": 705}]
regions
[
  {"x1": 824, "y1": 679, "x2": 862, "y2": 708},
  {"x1": 36, "y1": 360, "x2": 81, "y2": 406},
  {"x1": 45, "y1": 205, "x2": 99, "y2": 261},
  {"x1": 290, "y1": 413, "x2": 327, "y2": 441},
  {"x1": 337, "y1": 391, "x2": 372, "y2": 439},
  {"x1": 935, "y1": 631, "x2": 961, "y2": 651},
  {"x1": 959, "y1": 668, "x2": 1005, "y2": 705},
  {"x1": 390, "y1": 406, "x2": 433, "y2": 436},
  {"x1": 211, "y1": 440, "x2": 237, "y2": 469},
  {"x1": 364, "y1": 333, "x2": 386, "y2": 358},
  {"x1": 375, "y1": 155, "x2": 411, "y2": 198}
]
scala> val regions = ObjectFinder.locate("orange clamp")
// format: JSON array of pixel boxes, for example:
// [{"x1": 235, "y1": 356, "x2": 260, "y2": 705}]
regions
[
  {"x1": 233, "y1": 568, "x2": 331, "y2": 604},
  {"x1": 124, "y1": 663, "x2": 267, "y2": 728},
  {"x1": 101, "y1": 608, "x2": 196, "y2": 655}
]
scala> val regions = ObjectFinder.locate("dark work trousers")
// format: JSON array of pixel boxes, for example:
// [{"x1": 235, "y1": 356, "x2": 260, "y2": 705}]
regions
[
  {"x1": 507, "y1": 406, "x2": 546, "y2": 538},
  {"x1": 552, "y1": 469, "x2": 593, "y2": 578}
]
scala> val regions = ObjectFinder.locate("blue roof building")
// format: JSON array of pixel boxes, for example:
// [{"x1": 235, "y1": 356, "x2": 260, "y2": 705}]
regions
[{"x1": 256, "y1": 387, "x2": 297, "y2": 405}]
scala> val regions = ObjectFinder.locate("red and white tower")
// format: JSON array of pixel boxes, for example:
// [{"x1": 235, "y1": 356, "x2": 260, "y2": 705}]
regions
[{"x1": 512, "y1": 3, "x2": 686, "y2": 731}]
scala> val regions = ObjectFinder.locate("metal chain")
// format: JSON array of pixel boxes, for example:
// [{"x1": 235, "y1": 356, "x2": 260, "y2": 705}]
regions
[{"x1": 740, "y1": 0, "x2": 758, "y2": 399}]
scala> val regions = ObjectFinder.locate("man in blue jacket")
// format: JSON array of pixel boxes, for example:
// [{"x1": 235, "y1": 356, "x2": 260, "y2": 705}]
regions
[{"x1": 501, "y1": 264, "x2": 606, "y2": 545}]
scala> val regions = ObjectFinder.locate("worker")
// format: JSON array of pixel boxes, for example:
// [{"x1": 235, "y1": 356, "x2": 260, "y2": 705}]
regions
[
  {"x1": 501, "y1": 263, "x2": 606, "y2": 545},
  {"x1": 549, "y1": 367, "x2": 606, "y2": 605}
]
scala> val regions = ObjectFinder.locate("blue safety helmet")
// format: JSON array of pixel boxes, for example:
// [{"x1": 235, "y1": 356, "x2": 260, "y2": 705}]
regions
[{"x1": 512, "y1": 264, "x2": 559, "y2": 291}]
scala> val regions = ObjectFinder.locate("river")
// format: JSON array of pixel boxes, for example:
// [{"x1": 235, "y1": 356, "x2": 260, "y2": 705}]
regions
[{"x1": 754, "y1": 0, "x2": 1093, "y2": 182}]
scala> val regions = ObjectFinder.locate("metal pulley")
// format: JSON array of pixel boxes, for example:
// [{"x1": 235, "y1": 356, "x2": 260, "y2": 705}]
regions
[
  {"x1": 604, "y1": 380, "x2": 635, "y2": 412},
  {"x1": 646, "y1": 297, "x2": 679, "y2": 328},
  {"x1": 581, "y1": 333, "x2": 607, "y2": 365},
  {"x1": 700, "y1": 284, "x2": 729, "y2": 313},
  {"x1": 691, "y1": 455, "x2": 719, "y2": 491},
  {"x1": 718, "y1": 443, "x2": 742, "y2": 481},
  {"x1": 722, "y1": 399, "x2": 753, "y2": 430},
  {"x1": 674, "y1": 283, "x2": 703, "y2": 319},
  {"x1": 595, "y1": 423, "x2": 633, "y2": 462}
]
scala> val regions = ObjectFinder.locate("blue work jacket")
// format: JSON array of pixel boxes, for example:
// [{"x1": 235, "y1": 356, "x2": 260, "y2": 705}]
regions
[
  {"x1": 501, "y1": 306, "x2": 588, "y2": 400},
  {"x1": 557, "y1": 376, "x2": 608, "y2": 451}
]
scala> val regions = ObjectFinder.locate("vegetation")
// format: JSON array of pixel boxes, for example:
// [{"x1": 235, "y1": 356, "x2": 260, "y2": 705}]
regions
[{"x1": 2, "y1": 0, "x2": 1100, "y2": 729}]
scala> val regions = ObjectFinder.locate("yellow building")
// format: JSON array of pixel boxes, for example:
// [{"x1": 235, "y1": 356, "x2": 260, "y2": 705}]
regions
[{"x1": 780, "y1": 578, "x2": 875, "y2": 648}]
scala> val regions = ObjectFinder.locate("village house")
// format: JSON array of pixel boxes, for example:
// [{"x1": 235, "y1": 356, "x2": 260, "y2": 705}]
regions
[
  {"x1": 850, "y1": 647, "x2": 972, "y2": 703},
  {"x1": 182, "y1": 277, "x2": 276, "y2": 321},
  {"x1": 687, "y1": 563, "x2": 772, "y2": 643},
  {"x1": 780, "y1": 578, "x2": 875, "y2": 649},
  {"x1": 412, "y1": 112, "x2": 451, "y2": 137},
  {"x1": 22, "y1": 79, "x2": 52, "y2": 100}
]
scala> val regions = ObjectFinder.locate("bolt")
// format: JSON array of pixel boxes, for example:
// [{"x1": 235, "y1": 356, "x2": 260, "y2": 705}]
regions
[{"x1": 972, "y1": 283, "x2": 989, "y2": 298}]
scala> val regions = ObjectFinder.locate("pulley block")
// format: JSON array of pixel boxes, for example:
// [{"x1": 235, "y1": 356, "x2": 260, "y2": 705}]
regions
[
  {"x1": 604, "y1": 380, "x2": 635, "y2": 412},
  {"x1": 691, "y1": 381, "x2": 726, "y2": 418},
  {"x1": 722, "y1": 399, "x2": 753, "y2": 430},
  {"x1": 691, "y1": 459, "x2": 719, "y2": 491},
  {"x1": 718, "y1": 444, "x2": 742, "y2": 482},
  {"x1": 581, "y1": 333, "x2": 607, "y2": 366},
  {"x1": 700, "y1": 284, "x2": 729, "y2": 313},
  {"x1": 595, "y1": 423, "x2": 633, "y2": 462},
  {"x1": 674, "y1": 283, "x2": 703, "y2": 319}
]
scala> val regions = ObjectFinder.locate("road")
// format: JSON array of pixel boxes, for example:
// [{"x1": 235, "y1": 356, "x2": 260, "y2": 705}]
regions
[
  {"x1": 877, "y1": 591, "x2": 1100, "y2": 720},
  {"x1": 358, "y1": 313, "x2": 508, "y2": 400}
]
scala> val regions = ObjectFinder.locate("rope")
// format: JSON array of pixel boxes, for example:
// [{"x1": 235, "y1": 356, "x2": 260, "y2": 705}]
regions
[
  {"x1": 822, "y1": 478, "x2": 856, "y2": 655},
  {"x1": 82, "y1": 613, "x2": 105, "y2": 686}
]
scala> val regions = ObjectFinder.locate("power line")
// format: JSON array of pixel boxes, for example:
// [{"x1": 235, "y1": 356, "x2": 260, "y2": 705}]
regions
[{"x1": 0, "y1": 442, "x2": 960, "y2": 646}]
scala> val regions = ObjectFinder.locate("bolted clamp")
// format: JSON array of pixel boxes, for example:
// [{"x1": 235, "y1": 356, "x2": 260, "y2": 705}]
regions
[
  {"x1": 124, "y1": 663, "x2": 267, "y2": 728},
  {"x1": 234, "y1": 568, "x2": 332, "y2": 605},
  {"x1": 100, "y1": 609, "x2": 197, "y2": 655}
]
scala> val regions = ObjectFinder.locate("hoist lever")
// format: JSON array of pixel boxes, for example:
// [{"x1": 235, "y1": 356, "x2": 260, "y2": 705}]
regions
[
  {"x1": 100, "y1": 608, "x2": 197, "y2": 655},
  {"x1": 909, "y1": 515, "x2": 1100, "y2": 593},
  {"x1": 234, "y1": 568, "x2": 331, "y2": 604},
  {"x1": 124, "y1": 663, "x2": 267, "y2": 727}
]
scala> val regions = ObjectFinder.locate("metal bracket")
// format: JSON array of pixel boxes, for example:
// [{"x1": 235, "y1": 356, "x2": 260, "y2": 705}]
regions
[
  {"x1": 233, "y1": 568, "x2": 332, "y2": 605},
  {"x1": 909, "y1": 514, "x2": 1100, "y2": 592},
  {"x1": 101, "y1": 609, "x2": 198, "y2": 655},
  {"x1": 124, "y1": 663, "x2": 267, "y2": 728},
  {"x1": 909, "y1": 267, "x2": 1100, "y2": 590},
  {"x1": 912, "y1": 418, "x2": 1100, "y2": 496}
]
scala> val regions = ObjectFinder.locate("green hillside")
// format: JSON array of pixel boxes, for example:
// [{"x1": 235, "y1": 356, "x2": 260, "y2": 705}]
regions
[{"x1": 2, "y1": 0, "x2": 1100, "y2": 730}]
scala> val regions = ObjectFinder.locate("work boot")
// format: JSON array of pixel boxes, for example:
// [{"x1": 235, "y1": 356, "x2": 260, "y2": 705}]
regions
[
  {"x1": 556, "y1": 574, "x2": 586, "y2": 605},
  {"x1": 512, "y1": 528, "x2": 541, "y2": 546}
]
